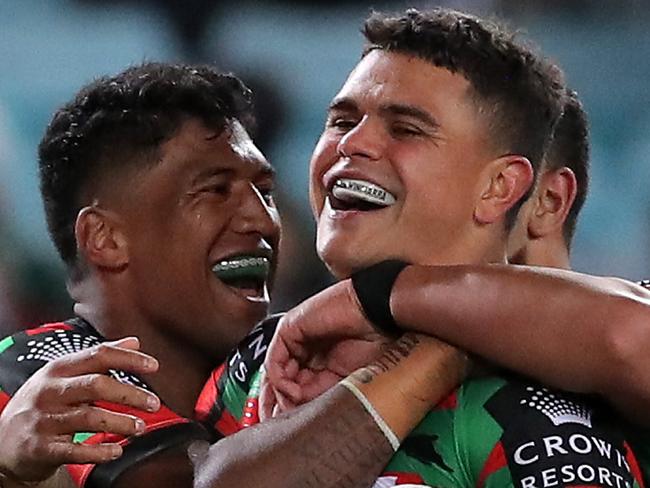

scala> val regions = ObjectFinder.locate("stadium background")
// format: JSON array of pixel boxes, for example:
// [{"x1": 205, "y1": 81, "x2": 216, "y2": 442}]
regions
[{"x1": 0, "y1": 0, "x2": 649, "y2": 334}]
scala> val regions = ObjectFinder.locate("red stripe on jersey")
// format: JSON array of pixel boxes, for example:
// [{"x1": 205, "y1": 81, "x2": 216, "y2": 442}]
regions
[
  {"x1": 91, "y1": 401, "x2": 187, "y2": 438},
  {"x1": 194, "y1": 364, "x2": 225, "y2": 421},
  {"x1": 381, "y1": 471, "x2": 426, "y2": 483},
  {"x1": 435, "y1": 391, "x2": 458, "y2": 410},
  {"x1": 0, "y1": 390, "x2": 11, "y2": 413},
  {"x1": 477, "y1": 441, "x2": 507, "y2": 488},
  {"x1": 25, "y1": 323, "x2": 74, "y2": 335},
  {"x1": 625, "y1": 441, "x2": 646, "y2": 488},
  {"x1": 66, "y1": 463, "x2": 92, "y2": 487},
  {"x1": 216, "y1": 408, "x2": 241, "y2": 436}
]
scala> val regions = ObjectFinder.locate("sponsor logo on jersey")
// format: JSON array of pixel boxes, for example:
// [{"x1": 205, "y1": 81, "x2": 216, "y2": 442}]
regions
[{"x1": 485, "y1": 381, "x2": 641, "y2": 488}]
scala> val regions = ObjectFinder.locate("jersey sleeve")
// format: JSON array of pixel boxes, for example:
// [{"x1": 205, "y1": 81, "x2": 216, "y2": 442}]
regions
[
  {"x1": 0, "y1": 321, "x2": 209, "y2": 488},
  {"x1": 194, "y1": 314, "x2": 280, "y2": 436}
]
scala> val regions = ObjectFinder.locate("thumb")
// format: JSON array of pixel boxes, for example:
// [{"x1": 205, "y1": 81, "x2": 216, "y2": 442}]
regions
[
  {"x1": 107, "y1": 336, "x2": 141, "y2": 351},
  {"x1": 258, "y1": 369, "x2": 276, "y2": 422}
]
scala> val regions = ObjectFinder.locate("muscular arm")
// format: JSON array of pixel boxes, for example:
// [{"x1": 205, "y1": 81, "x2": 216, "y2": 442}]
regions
[
  {"x1": 193, "y1": 334, "x2": 467, "y2": 488},
  {"x1": 389, "y1": 264, "x2": 650, "y2": 423}
]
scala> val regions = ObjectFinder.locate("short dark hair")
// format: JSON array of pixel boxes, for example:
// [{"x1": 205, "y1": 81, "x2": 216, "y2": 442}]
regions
[
  {"x1": 39, "y1": 62, "x2": 254, "y2": 268},
  {"x1": 362, "y1": 8, "x2": 566, "y2": 226},
  {"x1": 544, "y1": 90, "x2": 590, "y2": 247}
]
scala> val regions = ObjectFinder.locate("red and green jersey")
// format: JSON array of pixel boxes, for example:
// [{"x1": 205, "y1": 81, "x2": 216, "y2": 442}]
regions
[
  {"x1": 206, "y1": 316, "x2": 649, "y2": 488},
  {"x1": 0, "y1": 318, "x2": 209, "y2": 487},
  {"x1": 382, "y1": 376, "x2": 648, "y2": 487},
  {"x1": 194, "y1": 314, "x2": 280, "y2": 434}
]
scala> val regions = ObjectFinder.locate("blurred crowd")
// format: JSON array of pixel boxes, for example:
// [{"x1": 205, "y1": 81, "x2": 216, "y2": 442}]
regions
[{"x1": 1, "y1": 0, "x2": 649, "y2": 336}]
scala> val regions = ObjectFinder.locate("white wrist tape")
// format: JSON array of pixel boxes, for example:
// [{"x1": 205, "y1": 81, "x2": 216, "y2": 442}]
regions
[{"x1": 340, "y1": 378, "x2": 400, "y2": 452}]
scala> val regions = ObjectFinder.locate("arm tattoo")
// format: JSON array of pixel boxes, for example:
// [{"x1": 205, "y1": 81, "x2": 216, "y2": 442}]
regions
[
  {"x1": 295, "y1": 387, "x2": 395, "y2": 488},
  {"x1": 353, "y1": 333, "x2": 420, "y2": 384}
]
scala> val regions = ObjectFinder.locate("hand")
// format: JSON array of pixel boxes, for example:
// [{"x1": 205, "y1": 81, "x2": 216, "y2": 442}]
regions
[
  {"x1": 0, "y1": 337, "x2": 160, "y2": 483},
  {"x1": 260, "y1": 280, "x2": 390, "y2": 419}
]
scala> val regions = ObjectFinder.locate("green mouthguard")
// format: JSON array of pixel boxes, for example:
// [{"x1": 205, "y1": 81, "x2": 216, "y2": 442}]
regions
[{"x1": 212, "y1": 256, "x2": 270, "y2": 283}]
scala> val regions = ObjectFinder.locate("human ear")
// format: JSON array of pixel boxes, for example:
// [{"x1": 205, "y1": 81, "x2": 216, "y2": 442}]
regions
[
  {"x1": 474, "y1": 155, "x2": 534, "y2": 225},
  {"x1": 527, "y1": 167, "x2": 577, "y2": 238},
  {"x1": 74, "y1": 206, "x2": 129, "y2": 269}
]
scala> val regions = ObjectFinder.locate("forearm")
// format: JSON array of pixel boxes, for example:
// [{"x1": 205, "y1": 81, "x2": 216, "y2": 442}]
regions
[
  {"x1": 390, "y1": 264, "x2": 650, "y2": 421},
  {"x1": 196, "y1": 335, "x2": 466, "y2": 488},
  {"x1": 195, "y1": 385, "x2": 393, "y2": 488}
]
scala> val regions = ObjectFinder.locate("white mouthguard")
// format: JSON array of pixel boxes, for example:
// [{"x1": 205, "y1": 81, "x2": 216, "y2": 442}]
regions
[{"x1": 331, "y1": 178, "x2": 396, "y2": 207}]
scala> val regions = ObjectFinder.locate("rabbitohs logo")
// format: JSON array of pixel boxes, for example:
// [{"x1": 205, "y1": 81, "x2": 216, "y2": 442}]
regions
[{"x1": 485, "y1": 381, "x2": 640, "y2": 488}]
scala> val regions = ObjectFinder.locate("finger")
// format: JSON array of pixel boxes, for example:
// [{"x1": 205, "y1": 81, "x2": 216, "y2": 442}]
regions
[
  {"x1": 270, "y1": 317, "x2": 310, "y2": 363},
  {"x1": 258, "y1": 376, "x2": 276, "y2": 422},
  {"x1": 50, "y1": 341, "x2": 159, "y2": 377},
  {"x1": 48, "y1": 406, "x2": 147, "y2": 437},
  {"x1": 269, "y1": 376, "x2": 302, "y2": 404},
  {"x1": 264, "y1": 339, "x2": 299, "y2": 386},
  {"x1": 58, "y1": 374, "x2": 160, "y2": 412},
  {"x1": 299, "y1": 371, "x2": 344, "y2": 402},
  {"x1": 271, "y1": 403, "x2": 281, "y2": 418},
  {"x1": 49, "y1": 441, "x2": 123, "y2": 465},
  {"x1": 257, "y1": 366, "x2": 275, "y2": 422},
  {"x1": 109, "y1": 337, "x2": 141, "y2": 351},
  {"x1": 274, "y1": 388, "x2": 298, "y2": 414}
]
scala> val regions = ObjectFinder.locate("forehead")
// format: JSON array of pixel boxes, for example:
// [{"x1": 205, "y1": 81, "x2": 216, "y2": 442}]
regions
[
  {"x1": 335, "y1": 50, "x2": 473, "y2": 114},
  {"x1": 160, "y1": 118, "x2": 270, "y2": 175}
]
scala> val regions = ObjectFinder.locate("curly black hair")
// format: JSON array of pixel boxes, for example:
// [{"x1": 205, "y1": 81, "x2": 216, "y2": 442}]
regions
[
  {"x1": 362, "y1": 8, "x2": 567, "y2": 226},
  {"x1": 38, "y1": 62, "x2": 254, "y2": 268},
  {"x1": 544, "y1": 90, "x2": 590, "y2": 246}
]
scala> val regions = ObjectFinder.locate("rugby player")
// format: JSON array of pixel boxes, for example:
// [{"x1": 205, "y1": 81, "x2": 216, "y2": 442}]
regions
[{"x1": 224, "y1": 9, "x2": 650, "y2": 487}]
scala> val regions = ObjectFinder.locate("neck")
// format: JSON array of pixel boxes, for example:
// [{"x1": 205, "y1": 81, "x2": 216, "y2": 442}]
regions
[
  {"x1": 521, "y1": 235, "x2": 571, "y2": 270},
  {"x1": 71, "y1": 280, "x2": 216, "y2": 418}
]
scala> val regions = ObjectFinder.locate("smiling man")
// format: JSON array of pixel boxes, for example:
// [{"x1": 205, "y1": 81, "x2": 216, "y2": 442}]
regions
[
  {"x1": 242, "y1": 9, "x2": 648, "y2": 488},
  {"x1": 0, "y1": 63, "x2": 282, "y2": 487}
]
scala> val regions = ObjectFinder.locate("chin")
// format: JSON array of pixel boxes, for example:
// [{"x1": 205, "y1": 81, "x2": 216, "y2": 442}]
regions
[{"x1": 318, "y1": 247, "x2": 363, "y2": 280}]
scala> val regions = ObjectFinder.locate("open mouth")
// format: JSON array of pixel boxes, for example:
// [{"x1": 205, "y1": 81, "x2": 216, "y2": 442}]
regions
[
  {"x1": 329, "y1": 178, "x2": 396, "y2": 211},
  {"x1": 212, "y1": 255, "x2": 271, "y2": 297}
]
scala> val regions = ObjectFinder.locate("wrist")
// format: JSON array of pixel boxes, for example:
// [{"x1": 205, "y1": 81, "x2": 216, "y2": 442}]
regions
[{"x1": 350, "y1": 260, "x2": 410, "y2": 336}]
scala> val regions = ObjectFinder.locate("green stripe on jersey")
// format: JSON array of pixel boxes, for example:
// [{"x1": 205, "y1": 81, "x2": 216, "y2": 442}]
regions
[
  {"x1": 222, "y1": 377, "x2": 246, "y2": 418},
  {"x1": 0, "y1": 336, "x2": 15, "y2": 355},
  {"x1": 73, "y1": 432, "x2": 94, "y2": 444}
]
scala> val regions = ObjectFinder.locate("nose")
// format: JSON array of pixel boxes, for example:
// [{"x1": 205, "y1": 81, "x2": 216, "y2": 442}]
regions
[
  {"x1": 336, "y1": 116, "x2": 384, "y2": 161},
  {"x1": 232, "y1": 183, "x2": 281, "y2": 241}
]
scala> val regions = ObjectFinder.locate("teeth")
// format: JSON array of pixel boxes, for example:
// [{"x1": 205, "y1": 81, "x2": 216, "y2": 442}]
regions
[
  {"x1": 332, "y1": 178, "x2": 396, "y2": 206},
  {"x1": 212, "y1": 256, "x2": 270, "y2": 273}
]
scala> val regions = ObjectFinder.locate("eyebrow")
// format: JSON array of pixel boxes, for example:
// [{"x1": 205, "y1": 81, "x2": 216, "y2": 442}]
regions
[
  {"x1": 327, "y1": 97, "x2": 439, "y2": 130},
  {"x1": 328, "y1": 97, "x2": 359, "y2": 114},
  {"x1": 380, "y1": 103, "x2": 440, "y2": 130},
  {"x1": 192, "y1": 167, "x2": 234, "y2": 184}
]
